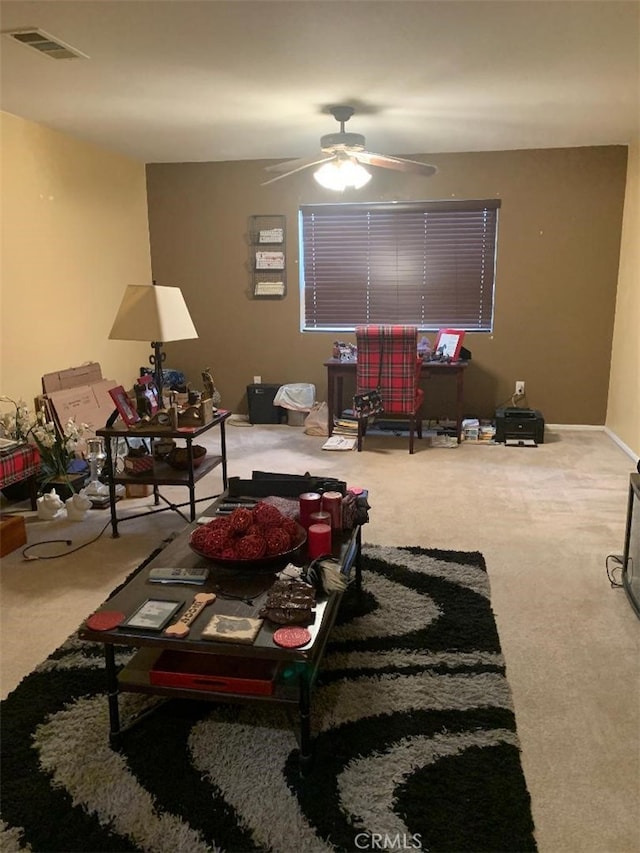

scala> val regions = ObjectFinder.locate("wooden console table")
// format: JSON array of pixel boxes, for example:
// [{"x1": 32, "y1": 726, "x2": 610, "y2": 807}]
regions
[
  {"x1": 325, "y1": 358, "x2": 469, "y2": 443},
  {"x1": 97, "y1": 410, "x2": 231, "y2": 537}
]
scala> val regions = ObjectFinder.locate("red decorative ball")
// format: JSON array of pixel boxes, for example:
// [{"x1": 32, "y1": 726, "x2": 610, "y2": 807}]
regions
[
  {"x1": 253, "y1": 502, "x2": 283, "y2": 527},
  {"x1": 236, "y1": 534, "x2": 267, "y2": 560},
  {"x1": 281, "y1": 517, "x2": 299, "y2": 539},
  {"x1": 229, "y1": 507, "x2": 254, "y2": 534},
  {"x1": 265, "y1": 527, "x2": 291, "y2": 556}
]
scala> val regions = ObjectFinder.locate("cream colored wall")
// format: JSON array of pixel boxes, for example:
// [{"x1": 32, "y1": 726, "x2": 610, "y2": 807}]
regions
[
  {"x1": 606, "y1": 141, "x2": 640, "y2": 458},
  {"x1": 0, "y1": 112, "x2": 151, "y2": 413}
]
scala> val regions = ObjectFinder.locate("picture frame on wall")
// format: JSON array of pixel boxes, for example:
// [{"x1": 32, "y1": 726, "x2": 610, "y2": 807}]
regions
[{"x1": 108, "y1": 386, "x2": 141, "y2": 427}]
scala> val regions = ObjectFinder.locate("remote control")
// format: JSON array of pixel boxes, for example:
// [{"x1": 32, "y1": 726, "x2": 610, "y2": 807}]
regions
[
  {"x1": 215, "y1": 502, "x2": 258, "y2": 515},
  {"x1": 148, "y1": 567, "x2": 210, "y2": 584}
]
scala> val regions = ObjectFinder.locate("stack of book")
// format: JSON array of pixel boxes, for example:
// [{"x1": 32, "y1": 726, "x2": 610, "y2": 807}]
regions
[
  {"x1": 333, "y1": 413, "x2": 359, "y2": 437},
  {"x1": 461, "y1": 418, "x2": 496, "y2": 442},
  {"x1": 462, "y1": 418, "x2": 480, "y2": 441},
  {"x1": 479, "y1": 421, "x2": 496, "y2": 442}
]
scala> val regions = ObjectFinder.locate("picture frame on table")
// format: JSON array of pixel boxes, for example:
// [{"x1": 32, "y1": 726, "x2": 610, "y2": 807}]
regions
[
  {"x1": 108, "y1": 385, "x2": 141, "y2": 427},
  {"x1": 120, "y1": 598, "x2": 182, "y2": 631},
  {"x1": 434, "y1": 328, "x2": 465, "y2": 362},
  {"x1": 137, "y1": 375, "x2": 160, "y2": 415}
]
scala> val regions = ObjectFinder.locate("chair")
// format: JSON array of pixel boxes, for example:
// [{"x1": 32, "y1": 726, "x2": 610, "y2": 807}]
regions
[{"x1": 354, "y1": 325, "x2": 425, "y2": 453}]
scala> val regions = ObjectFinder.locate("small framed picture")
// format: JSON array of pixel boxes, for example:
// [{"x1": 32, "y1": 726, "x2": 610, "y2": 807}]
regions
[
  {"x1": 121, "y1": 598, "x2": 182, "y2": 631},
  {"x1": 434, "y1": 328, "x2": 465, "y2": 361},
  {"x1": 137, "y1": 375, "x2": 160, "y2": 414},
  {"x1": 108, "y1": 385, "x2": 141, "y2": 427}
]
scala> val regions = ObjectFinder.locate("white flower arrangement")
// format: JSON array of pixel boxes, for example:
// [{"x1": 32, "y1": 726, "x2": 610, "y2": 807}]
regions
[
  {"x1": 0, "y1": 396, "x2": 35, "y2": 442},
  {"x1": 0, "y1": 395, "x2": 88, "y2": 487},
  {"x1": 30, "y1": 415, "x2": 88, "y2": 484}
]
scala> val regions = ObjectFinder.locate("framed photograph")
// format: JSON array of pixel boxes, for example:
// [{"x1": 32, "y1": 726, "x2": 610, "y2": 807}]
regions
[
  {"x1": 108, "y1": 385, "x2": 141, "y2": 427},
  {"x1": 121, "y1": 598, "x2": 182, "y2": 631},
  {"x1": 434, "y1": 328, "x2": 465, "y2": 361},
  {"x1": 137, "y1": 375, "x2": 160, "y2": 415}
]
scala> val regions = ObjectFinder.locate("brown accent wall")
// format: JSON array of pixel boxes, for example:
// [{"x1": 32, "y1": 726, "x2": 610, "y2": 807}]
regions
[{"x1": 147, "y1": 146, "x2": 627, "y2": 425}]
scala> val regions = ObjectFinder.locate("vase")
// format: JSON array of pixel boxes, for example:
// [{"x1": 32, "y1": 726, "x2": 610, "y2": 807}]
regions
[{"x1": 42, "y1": 475, "x2": 87, "y2": 503}]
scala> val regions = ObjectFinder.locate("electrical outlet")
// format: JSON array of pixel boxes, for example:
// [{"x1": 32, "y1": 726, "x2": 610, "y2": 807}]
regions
[
  {"x1": 253, "y1": 375, "x2": 261, "y2": 385},
  {"x1": 515, "y1": 381, "x2": 525, "y2": 397}
]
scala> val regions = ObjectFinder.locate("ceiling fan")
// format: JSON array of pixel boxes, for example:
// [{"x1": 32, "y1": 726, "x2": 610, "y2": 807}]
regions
[{"x1": 261, "y1": 105, "x2": 437, "y2": 189}]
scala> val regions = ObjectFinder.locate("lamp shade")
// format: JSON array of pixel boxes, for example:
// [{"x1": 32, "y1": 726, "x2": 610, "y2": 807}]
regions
[
  {"x1": 109, "y1": 285, "x2": 198, "y2": 343},
  {"x1": 314, "y1": 158, "x2": 372, "y2": 191}
]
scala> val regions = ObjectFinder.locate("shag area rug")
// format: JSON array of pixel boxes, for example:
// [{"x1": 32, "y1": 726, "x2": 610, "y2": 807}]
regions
[{"x1": 1, "y1": 545, "x2": 536, "y2": 853}]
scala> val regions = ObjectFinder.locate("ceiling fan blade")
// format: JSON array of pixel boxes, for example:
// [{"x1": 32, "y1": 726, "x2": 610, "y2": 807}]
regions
[
  {"x1": 356, "y1": 151, "x2": 437, "y2": 177},
  {"x1": 261, "y1": 154, "x2": 336, "y2": 186},
  {"x1": 264, "y1": 154, "x2": 336, "y2": 174}
]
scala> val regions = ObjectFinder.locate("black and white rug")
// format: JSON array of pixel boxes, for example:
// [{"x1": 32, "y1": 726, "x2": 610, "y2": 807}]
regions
[{"x1": 1, "y1": 545, "x2": 536, "y2": 852}]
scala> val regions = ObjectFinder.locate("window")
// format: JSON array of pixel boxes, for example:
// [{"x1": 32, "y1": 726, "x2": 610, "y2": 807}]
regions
[{"x1": 300, "y1": 199, "x2": 500, "y2": 332}]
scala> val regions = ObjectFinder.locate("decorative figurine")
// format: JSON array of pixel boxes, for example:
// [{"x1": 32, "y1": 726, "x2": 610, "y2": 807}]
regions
[
  {"x1": 37, "y1": 489, "x2": 64, "y2": 520},
  {"x1": 65, "y1": 492, "x2": 92, "y2": 521},
  {"x1": 202, "y1": 368, "x2": 222, "y2": 407},
  {"x1": 134, "y1": 383, "x2": 153, "y2": 419}
]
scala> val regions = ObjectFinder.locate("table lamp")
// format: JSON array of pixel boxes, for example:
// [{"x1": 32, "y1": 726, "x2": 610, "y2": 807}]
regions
[{"x1": 109, "y1": 284, "x2": 198, "y2": 399}]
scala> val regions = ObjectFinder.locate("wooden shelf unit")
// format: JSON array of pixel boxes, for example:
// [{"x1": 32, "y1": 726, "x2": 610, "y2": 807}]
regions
[
  {"x1": 249, "y1": 214, "x2": 286, "y2": 298},
  {"x1": 97, "y1": 410, "x2": 231, "y2": 536}
]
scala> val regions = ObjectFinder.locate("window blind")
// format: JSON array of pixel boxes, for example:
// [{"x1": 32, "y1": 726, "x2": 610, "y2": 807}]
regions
[{"x1": 300, "y1": 199, "x2": 500, "y2": 332}]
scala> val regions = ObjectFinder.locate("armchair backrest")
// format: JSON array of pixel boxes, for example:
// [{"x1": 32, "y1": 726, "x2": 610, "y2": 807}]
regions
[{"x1": 355, "y1": 325, "x2": 421, "y2": 414}]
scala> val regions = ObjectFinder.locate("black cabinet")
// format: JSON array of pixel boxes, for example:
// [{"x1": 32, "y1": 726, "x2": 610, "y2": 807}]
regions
[{"x1": 246, "y1": 384, "x2": 285, "y2": 424}]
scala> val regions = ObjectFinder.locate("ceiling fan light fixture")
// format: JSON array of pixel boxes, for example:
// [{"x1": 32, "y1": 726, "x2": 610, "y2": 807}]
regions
[{"x1": 313, "y1": 158, "x2": 372, "y2": 191}]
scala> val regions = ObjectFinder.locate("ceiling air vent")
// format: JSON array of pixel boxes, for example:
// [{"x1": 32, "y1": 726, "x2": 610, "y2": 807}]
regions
[{"x1": 3, "y1": 28, "x2": 88, "y2": 60}]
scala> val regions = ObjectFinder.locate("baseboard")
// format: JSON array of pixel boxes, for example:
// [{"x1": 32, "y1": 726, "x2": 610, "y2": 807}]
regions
[
  {"x1": 546, "y1": 423, "x2": 604, "y2": 431},
  {"x1": 604, "y1": 427, "x2": 640, "y2": 464},
  {"x1": 541, "y1": 423, "x2": 638, "y2": 464}
]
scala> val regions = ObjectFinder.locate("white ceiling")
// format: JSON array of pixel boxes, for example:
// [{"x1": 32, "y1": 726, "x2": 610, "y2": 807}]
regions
[{"x1": 1, "y1": 1, "x2": 638, "y2": 165}]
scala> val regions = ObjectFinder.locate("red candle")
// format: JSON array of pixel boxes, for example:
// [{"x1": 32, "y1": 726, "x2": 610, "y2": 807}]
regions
[
  {"x1": 322, "y1": 491, "x2": 343, "y2": 530},
  {"x1": 299, "y1": 492, "x2": 322, "y2": 528},
  {"x1": 308, "y1": 523, "x2": 331, "y2": 559},
  {"x1": 310, "y1": 510, "x2": 331, "y2": 528}
]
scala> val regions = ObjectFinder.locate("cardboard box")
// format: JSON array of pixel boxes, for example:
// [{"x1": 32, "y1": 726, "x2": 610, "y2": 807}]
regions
[
  {"x1": 39, "y1": 363, "x2": 120, "y2": 437},
  {"x1": 42, "y1": 362, "x2": 103, "y2": 394},
  {"x1": 0, "y1": 514, "x2": 27, "y2": 557},
  {"x1": 46, "y1": 379, "x2": 119, "y2": 435},
  {"x1": 125, "y1": 484, "x2": 153, "y2": 498}
]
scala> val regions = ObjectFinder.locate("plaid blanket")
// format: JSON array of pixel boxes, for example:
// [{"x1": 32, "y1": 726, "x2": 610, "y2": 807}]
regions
[
  {"x1": 355, "y1": 325, "x2": 424, "y2": 413},
  {"x1": 0, "y1": 443, "x2": 40, "y2": 488}
]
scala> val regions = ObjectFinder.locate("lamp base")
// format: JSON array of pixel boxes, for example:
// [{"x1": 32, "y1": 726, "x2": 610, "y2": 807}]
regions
[{"x1": 150, "y1": 341, "x2": 166, "y2": 400}]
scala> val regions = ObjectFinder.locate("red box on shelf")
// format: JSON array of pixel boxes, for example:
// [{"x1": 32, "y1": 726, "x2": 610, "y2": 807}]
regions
[
  {"x1": 124, "y1": 455, "x2": 154, "y2": 475},
  {"x1": 149, "y1": 651, "x2": 278, "y2": 695}
]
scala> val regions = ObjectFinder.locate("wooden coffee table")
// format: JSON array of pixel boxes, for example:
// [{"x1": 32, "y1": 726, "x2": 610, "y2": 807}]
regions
[{"x1": 79, "y1": 494, "x2": 363, "y2": 774}]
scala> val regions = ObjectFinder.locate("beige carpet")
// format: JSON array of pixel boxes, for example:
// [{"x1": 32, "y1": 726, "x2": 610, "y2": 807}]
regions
[{"x1": 1, "y1": 424, "x2": 638, "y2": 853}]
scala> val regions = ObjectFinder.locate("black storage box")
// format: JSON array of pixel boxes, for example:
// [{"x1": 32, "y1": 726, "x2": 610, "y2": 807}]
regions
[
  {"x1": 495, "y1": 407, "x2": 545, "y2": 444},
  {"x1": 246, "y1": 383, "x2": 285, "y2": 424}
]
